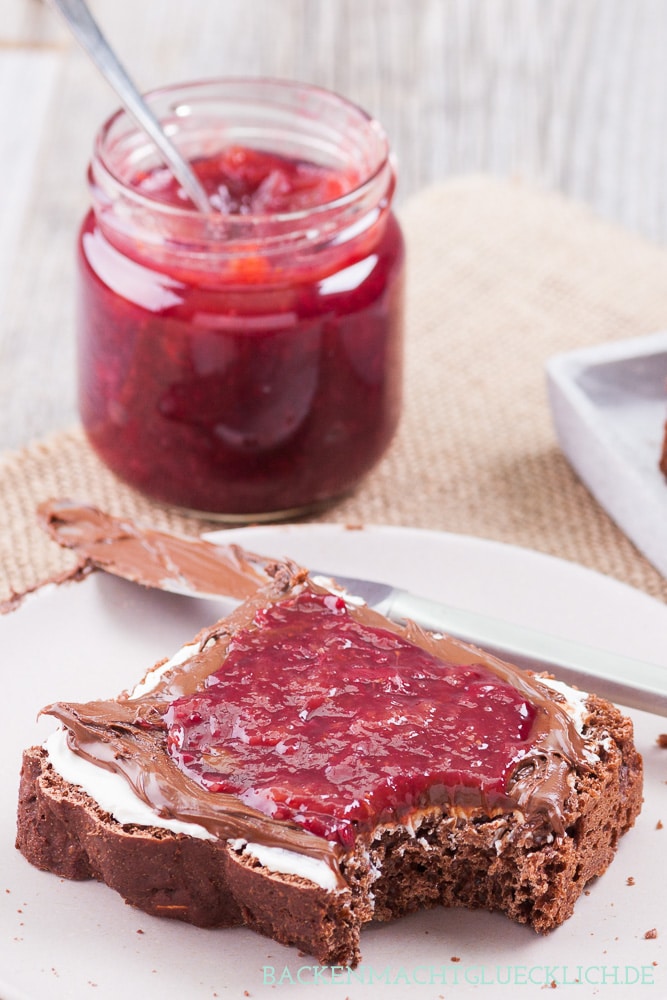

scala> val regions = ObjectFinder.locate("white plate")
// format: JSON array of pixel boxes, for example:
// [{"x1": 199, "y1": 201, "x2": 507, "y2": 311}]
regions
[
  {"x1": 547, "y1": 329, "x2": 667, "y2": 578},
  {"x1": 1, "y1": 524, "x2": 666, "y2": 1000}
]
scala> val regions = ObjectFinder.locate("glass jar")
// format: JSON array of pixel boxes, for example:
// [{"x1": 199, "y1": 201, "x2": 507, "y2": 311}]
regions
[{"x1": 78, "y1": 78, "x2": 405, "y2": 519}]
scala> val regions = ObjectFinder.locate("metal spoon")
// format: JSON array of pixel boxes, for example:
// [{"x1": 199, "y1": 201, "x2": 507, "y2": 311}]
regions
[{"x1": 48, "y1": 0, "x2": 213, "y2": 214}]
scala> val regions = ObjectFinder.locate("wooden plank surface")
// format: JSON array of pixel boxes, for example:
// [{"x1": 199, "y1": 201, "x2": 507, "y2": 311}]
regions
[{"x1": 2, "y1": 0, "x2": 667, "y2": 452}]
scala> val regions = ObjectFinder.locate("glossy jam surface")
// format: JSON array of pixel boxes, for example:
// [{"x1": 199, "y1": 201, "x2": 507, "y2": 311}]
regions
[
  {"x1": 137, "y1": 145, "x2": 353, "y2": 213},
  {"x1": 78, "y1": 147, "x2": 404, "y2": 517},
  {"x1": 164, "y1": 593, "x2": 538, "y2": 847}
]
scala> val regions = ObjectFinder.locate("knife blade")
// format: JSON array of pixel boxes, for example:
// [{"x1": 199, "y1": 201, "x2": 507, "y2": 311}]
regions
[
  {"x1": 38, "y1": 500, "x2": 667, "y2": 717},
  {"x1": 312, "y1": 572, "x2": 667, "y2": 716}
]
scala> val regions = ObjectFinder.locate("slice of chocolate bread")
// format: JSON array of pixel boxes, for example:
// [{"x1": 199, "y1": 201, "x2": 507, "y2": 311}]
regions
[{"x1": 16, "y1": 564, "x2": 643, "y2": 967}]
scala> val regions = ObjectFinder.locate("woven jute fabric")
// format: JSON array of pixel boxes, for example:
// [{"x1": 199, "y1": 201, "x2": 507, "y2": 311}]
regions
[{"x1": 3, "y1": 175, "x2": 667, "y2": 605}]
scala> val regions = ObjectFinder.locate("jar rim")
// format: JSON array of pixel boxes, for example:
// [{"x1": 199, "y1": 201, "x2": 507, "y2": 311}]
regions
[{"x1": 91, "y1": 76, "x2": 394, "y2": 230}]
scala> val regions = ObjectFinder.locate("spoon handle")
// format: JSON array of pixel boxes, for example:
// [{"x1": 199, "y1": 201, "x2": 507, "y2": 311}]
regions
[{"x1": 49, "y1": 0, "x2": 212, "y2": 213}]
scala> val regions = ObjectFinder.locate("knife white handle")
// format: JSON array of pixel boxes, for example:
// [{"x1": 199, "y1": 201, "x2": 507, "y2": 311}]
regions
[{"x1": 388, "y1": 590, "x2": 667, "y2": 716}]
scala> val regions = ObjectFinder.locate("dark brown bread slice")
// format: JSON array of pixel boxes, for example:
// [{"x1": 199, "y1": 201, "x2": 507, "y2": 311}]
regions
[
  {"x1": 16, "y1": 690, "x2": 642, "y2": 967},
  {"x1": 16, "y1": 745, "x2": 365, "y2": 966}
]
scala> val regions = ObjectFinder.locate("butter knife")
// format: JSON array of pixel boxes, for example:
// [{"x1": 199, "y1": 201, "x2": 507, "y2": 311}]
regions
[
  {"x1": 38, "y1": 500, "x2": 667, "y2": 716},
  {"x1": 312, "y1": 572, "x2": 667, "y2": 717}
]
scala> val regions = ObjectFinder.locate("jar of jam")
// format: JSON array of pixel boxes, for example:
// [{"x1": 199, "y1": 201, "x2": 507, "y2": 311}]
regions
[{"x1": 78, "y1": 78, "x2": 405, "y2": 519}]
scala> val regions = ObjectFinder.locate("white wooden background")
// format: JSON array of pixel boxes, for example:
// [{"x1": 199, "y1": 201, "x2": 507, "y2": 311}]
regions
[{"x1": 3, "y1": 0, "x2": 667, "y2": 452}]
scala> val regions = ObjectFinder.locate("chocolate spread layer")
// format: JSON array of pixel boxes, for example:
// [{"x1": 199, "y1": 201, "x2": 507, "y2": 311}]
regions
[
  {"x1": 42, "y1": 566, "x2": 593, "y2": 888},
  {"x1": 38, "y1": 499, "x2": 272, "y2": 600}
]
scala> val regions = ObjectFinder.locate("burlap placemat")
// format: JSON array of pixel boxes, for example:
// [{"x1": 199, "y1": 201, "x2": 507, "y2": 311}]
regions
[{"x1": 3, "y1": 175, "x2": 667, "y2": 605}]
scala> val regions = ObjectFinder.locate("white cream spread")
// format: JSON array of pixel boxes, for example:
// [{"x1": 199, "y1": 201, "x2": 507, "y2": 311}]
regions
[
  {"x1": 45, "y1": 726, "x2": 339, "y2": 892},
  {"x1": 537, "y1": 676, "x2": 590, "y2": 731},
  {"x1": 129, "y1": 642, "x2": 200, "y2": 698},
  {"x1": 311, "y1": 575, "x2": 365, "y2": 606},
  {"x1": 227, "y1": 838, "x2": 339, "y2": 891},
  {"x1": 536, "y1": 675, "x2": 600, "y2": 764},
  {"x1": 45, "y1": 727, "x2": 213, "y2": 839}
]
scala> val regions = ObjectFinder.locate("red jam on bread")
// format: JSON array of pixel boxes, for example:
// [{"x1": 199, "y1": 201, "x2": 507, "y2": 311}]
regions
[{"x1": 165, "y1": 590, "x2": 540, "y2": 847}]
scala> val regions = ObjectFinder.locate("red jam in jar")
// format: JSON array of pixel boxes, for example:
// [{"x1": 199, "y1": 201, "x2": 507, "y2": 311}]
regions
[{"x1": 78, "y1": 79, "x2": 404, "y2": 518}]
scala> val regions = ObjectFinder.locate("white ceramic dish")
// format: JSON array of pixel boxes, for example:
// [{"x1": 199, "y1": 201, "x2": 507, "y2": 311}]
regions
[
  {"x1": 547, "y1": 329, "x2": 667, "y2": 578},
  {"x1": 1, "y1": 524, "x2": 666, "y2": 999}
]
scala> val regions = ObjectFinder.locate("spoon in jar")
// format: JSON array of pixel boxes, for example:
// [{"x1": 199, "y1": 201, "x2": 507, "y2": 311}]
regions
[{"x1": 48, "y1": 0, "x2": 213, "y2": 214}]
